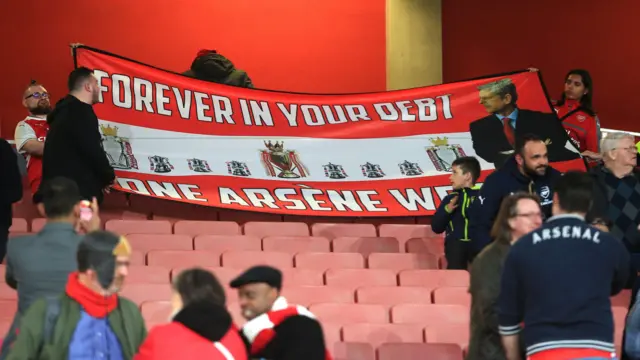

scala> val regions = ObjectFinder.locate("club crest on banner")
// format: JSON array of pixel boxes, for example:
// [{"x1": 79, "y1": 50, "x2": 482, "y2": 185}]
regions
[
  {"x1": 100, "y1": 124, "x2": 138, "y2": 170},
  {"x1": 398, "y1": 160, "x2": 424, "y2": 176},
  {"x1": 425, "y1": 137, "x2": 466, "y2": 172},
  {"x1": 149, "y1": 156, "x2": 173, "y2": 173},
  {"x1": 361, "y1": 162, "x2": 385, "y2": 178},
  {"x1": 227, "y1": 160, "x2": 251, "y2": 177},
  {"x1": 260, "y1": 141, "x2": 309, "y2": 178},
  {"x1": 187, "y1": 158, "x2": 211, "y2": 173},
  {"x1": 323, "y1": 163, "x2": 347, "y2": 179}
]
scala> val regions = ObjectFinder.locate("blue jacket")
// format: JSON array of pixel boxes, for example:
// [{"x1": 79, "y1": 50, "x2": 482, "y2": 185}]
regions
[
  {"x1": 498, "y1": 214, "x2": 629, "y2": 357},
  {"x1": 431, "y1": 187, "x2": 479, "y2": 243},
  {"x1": 468, "y1": 156, "x2": 561, "y2": 252}
]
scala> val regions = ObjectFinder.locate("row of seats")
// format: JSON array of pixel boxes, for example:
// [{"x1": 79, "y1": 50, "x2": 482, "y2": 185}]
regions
[{"x1": 331, "y1": 342, "x2": 464, "y2": 360}]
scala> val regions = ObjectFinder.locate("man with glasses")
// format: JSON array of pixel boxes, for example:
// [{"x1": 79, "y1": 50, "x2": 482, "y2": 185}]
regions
[{"x1": 14, "y1": 81, "x2": 51, "y2": 196}]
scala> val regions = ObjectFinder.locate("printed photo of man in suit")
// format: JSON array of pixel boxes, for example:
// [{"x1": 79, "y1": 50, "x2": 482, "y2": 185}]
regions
[{"x1": 469, "y1": 78, "x2": 579, "y2": 168}]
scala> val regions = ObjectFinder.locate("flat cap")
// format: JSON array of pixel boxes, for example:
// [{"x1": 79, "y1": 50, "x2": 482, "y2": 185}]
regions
[{"x1": 229, "y1": 265, "x2": 282, "y2": 290}]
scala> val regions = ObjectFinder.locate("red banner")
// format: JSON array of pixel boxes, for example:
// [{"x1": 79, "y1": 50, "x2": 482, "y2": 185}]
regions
[{"x1": 75, "y1": 46, "x2": 584, "y2": 217}]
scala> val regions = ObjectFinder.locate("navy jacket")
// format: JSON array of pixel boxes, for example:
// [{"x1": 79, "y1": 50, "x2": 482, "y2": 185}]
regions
[
  {"x1": 498, "y1": 214, "x2": 629, "y2": 357},
  {"x1": 468, "y1": 157, "x2": 561, "y2": 252},
  {"x1": 431, "y1": 187, "x2": 479, "y2": 243}
]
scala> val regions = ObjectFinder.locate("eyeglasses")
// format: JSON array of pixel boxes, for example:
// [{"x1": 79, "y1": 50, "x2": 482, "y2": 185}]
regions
[
  {"x1": 25, "y1": 92, "x2": 49, "y2": 100},
  {"x1": 614, "y1": 146, "x2": 637, "y2": 153}
]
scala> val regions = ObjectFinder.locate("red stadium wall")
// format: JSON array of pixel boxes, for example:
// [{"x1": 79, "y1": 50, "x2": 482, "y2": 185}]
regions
[
  {"x1": 442, "y1": 0, "x2": 640, "y2": 132},
  {"x1": 0, "y1": 0, "x2": 386, "y2": 137}
]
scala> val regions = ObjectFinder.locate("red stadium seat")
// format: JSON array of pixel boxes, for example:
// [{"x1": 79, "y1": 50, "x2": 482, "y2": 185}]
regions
[
  {"x1": 174, "y1": 220, "x2": 240, "y2": 236},
  {"x1": 294, "y1": 253, "x2": 365, "y2": 270},
  {"x1": 120, "y1": 283, "x2": 172, "y2": 305},
  {"x1": 368, "y1": 253, "x2": 438, "y2": 270},
  {"x1": 0, "y1": 284, "x2": 17, "y2": 300},
  {"x1": 332, "y1": 237, "x2": 399, "y2": 255},
  {"x1": 311, "y1": 223, "x2": 377, "y2": 239},
  {"x1": 127, "y1": 266, "x2": 170, "y2": 284},
  {"x1": 398, "y1": 270, "x2": 469, "y2": 288},
  {"x1": 8, "y1": 232, "x2": 33, "y2": 239},
  {"x1": 283, "y1": 286, "x2": 354, "y2": 307},
  {"x1": 433, "y1": 287, "x2": 471, "y2": 306},
  {"x1": 31, "y1": 218, "x2": 46, "y2": 233},
  {"x1": 331, "y1": 342, "x2": 375, "y2": 360},
  {"x1": 243, "y1": 221, "x2": 309, "y2": 237},
  {"x1": 613, "y1": 306, "x2": 628, "y2": 352},
  {"x1": 193, "y1": 235, "x2": 261, "y2": 252},
  {"x1": 126, "y1": 234, "x2": 193, "y2": 253},
  {"x1": 309, "y1": 303, "x2": 388, "y2": 324},
  {"x1": 405, "y1": 237, "x2": 445, "y2": 255},
  {"x1": 221, "y1": 250, "x2": 293, "y2": 268},
  {"x1": 611, "y1": 290, "x2": 631, "y2": 308},
  {"x1": 378, "y1": 343, "x2": 463, "y2": 360},
  {"x1": 9, "y1": 218, "x2": 27, "y2": 232},
  {"x1": 0, "y1": 265, "x2": 5, "y2": 281},
  {"x1": 324, "y1": 269, "x2": 397, "y2": 288},
  {"x1": 106, "y1": 220, "x2": 172, "y2": 235},
  {"x1": 130, "y1": 251, "x2": 146, "y2": 266},
  {"x1": 282, "y1": 268, "x2": 325, "y2": 286},
  {"x1": 147, "y1": 250, "x2": 220, "y2": 268},
  {"x1": 262, "y1": 236, "x2": 330, "y2": 254},
  {"x1": 342, "y1": 323, "x2": 424, "y2": 348},
  {"x1": 322, "y1": 322, "x2": 344, "y2": 349},
  {"x1": 0, "y1": 300, "x2": 17, "y2": 320},
  {"x1": 218, "y1": 209, "x2": 283, "y2": 224},
  {"x1": 140, "y1": 300, "x2": 172, "y2": 329},
  {"x1": 425, "y1": 324, "x2": 470, "y2": 349},
  {"x1": 355, "y1": 286, "x2": 433, "y2": 307},
  {"x1": 391, "y1": 304, "x2": 469, "y2": 326},
  {"x1": 378, "y1": 224, "x2": 437, "y2": 250}
]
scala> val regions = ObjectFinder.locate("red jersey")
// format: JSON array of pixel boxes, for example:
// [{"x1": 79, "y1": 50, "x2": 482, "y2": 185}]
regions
[
  {"x1": 14, "y1": 116, "x2": 49, "y2": 194},
  {"x1": 553, "y1": 99, "x2": 601, "y2": 154}
]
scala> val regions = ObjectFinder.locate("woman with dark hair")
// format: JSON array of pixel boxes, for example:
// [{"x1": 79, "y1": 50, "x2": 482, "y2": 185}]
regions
[
  {"x1": 467, "y1": 193, "x2": 542, "y2": 360},
  {"x1": 553, "y1": 69, "x2": 602, "y2": 163},
  {"x1": 134, "y1": 268, "x2": 248, "y2": 360}
]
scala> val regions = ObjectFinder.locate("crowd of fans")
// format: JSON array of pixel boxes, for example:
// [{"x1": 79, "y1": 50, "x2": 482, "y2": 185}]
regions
[{"x1": 0, "y1": 64, "x2": 639, "y2": 360}]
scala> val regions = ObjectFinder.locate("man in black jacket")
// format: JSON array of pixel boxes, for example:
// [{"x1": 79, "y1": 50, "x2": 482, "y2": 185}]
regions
[
  {"x1": 38, "y1": 67, "x2": 115, "y2": 204},
  {"x1": 0, "y1": 138, "x2": 22, "y2": 260},
  {"x1": 469, "y1": 78, "x2": 579, "y2": 168}
]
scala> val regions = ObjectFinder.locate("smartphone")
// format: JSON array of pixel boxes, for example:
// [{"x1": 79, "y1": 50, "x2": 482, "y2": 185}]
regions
[{"x1": 80, "y1": 200, "x2": 93, "y2": 221}]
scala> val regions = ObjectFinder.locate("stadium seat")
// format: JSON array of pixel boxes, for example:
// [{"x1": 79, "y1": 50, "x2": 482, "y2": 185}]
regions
[
  {"x1": 283, "y1": 286, "x2": 354, "y2": 307},
  {"x1": 391, "y1": 304, "x2": 469, "y2": 326},
  {"x1": 378, "y1": 224, "x2": 437, "y2": 250},
  {"x1": 0, "y1": 265, "x2": 5, "y2": 281},
  {"x1": 331, "y1": 342, "x2": 375, "y2": 360},
  {"x1": 174, "y1": 220, "x2": 240, "y2": 236},
  {"x1": 102, "y1": 192, "x2": 129, "y2": 209},
  {"x1": 613, "y1": 306, "x2": 628, "y2": 352},
  {"x1": 127, "y1": 266, "x2": 170, "y2": 284},
  {"x1": 332, "y1": 237, "x2": 399, "y2": 255},
  {"x1": 218, "y1": 209, "x2": 283, "y2": 224},
  {"x1": 311, "y1": 223, "x2": 377, "y2": 239},
  {"x1": 31, "y1": 218, "x2": 46, "y2": 232},
  {"x1": 405, "y1": 237, "x2": 445, "y2": 255},
  {"x1": 101, "y1": 210, "x2": 149, "y2": 222},
  {"x1": 120, "y1": 283, "x2": 172, "y2": 305},
  {"x1": 324, "y1": 269, "x2": 397, "y2": 288},
  {"x1": 262, "y1": 236, "x2": 330, "y2": 254},
  {"x1": 309, "y1": 303, "x2": 388, "y2": 324},
  {"x1": 433, "y1": 287, "x2": 471, "y2": 306},
  {"x1": 425, "y1": 324, "x2": 470, "y2": 349},
  {"x1": 342, "y1": 323, "x2": 424, "y2": 348},
  {"x1": 377, "y1": 343, "x2": 463, "y2": 360},
  {"x1": 398, "y1": 270, "x2": 469, "y2": 288},
  {"x1": 368, "y1": 253, "x2": 438, "y2": 270},
  {"x1": 126, "y1": 234, "x2": 193, "y2": 253},
  {"x1": 243, "y1": 221, "x2": 310, "y2": 237},
  {"x1": 355, "y1": 286, "x2": 433, "y2": 307},
  {"x1": 106, "y1": 220, "x2": 172, "y2": 235},
  {"x1": 140, "y1": 300, "x2": 172, "y2": 329},
  {"x1": 221, "y1": 250, "x2": 293, "y2": 268},
  {"x1": 284, "y1": 215, "x2": 353, "y2": 225},
  {"x1": 0, "y1": 300, "x2": 17, "y2": 320},
  {"x1": 9, "y1": 218, "x2": 27, "y2": 232},
  {"x1": 294, "y1": 253, "x2": 365, "y2": 270},
  {"x1": 611, "y1": 289, "x2": 631, "y2": 307},
  {"x1": 170, "y1": 266, "x2": 241, "y2": 302},
  {"x1": 147, "y1": 250, "x2": 220, "y2": 268},
  {"x1": 8, "y1": 232, "x2": 32, "y2": 238},
  {"x1": 282, "y1": 268, "x2": 325, "y2": 286},
  {"x1": 0, "y1": 284, "x2": 17, "y2": 300},
  {"x1": 131, "y1": 251, "x2": 146, "y2": 266},
  {"x1": 193, "y1": 235, "x2": 261, "y2": 252},
  {"x1": 322, "y1": 322, "x2": 344, "y2": 349}
]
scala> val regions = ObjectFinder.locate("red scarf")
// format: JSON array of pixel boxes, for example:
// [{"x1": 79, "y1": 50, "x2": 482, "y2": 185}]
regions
[{"x1": 65, "y1": 271, "x2": 118, "y2": 318}]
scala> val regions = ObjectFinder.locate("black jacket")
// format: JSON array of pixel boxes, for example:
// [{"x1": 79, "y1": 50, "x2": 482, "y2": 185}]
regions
[
  {"x1": 0, "y1": 138, "x2": 22, "y2": 228},
  {"x1": 39, "y1": 95, "x2": 115, "y2": 202},
  {"x1": 469, "y1": 109, "x2": 579, "y2": 168}
]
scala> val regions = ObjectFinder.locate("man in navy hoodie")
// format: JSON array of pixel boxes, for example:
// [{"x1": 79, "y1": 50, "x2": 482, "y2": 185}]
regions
[
  {"x1": 431, "y1": 156, "x2": 481, "y2": 269},
  {"x1": 469, "y1": 133, "x2": 561, "y2": 256},
  {"x1": 498, "y1": 171, "x2": 629, "y2": 360}
]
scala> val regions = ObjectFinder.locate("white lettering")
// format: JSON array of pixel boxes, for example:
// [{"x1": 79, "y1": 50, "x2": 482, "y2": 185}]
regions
[
  {"x1": 211, "y1": 95, "x2": 234, "y2": 124},
  {"x1": 277, "y1": 103, "x2": 298, "y2": 126},
  {"x1": 173, "y1": 88, "x2": 191, "y2": 119},
  {"x1": 301, "y1": 105, "x2": 325, "y2": 126},
  {"x1": 112, "y1": 74, "x2": 132, "y2": 109},
  {"x1": 93, "y1": 70, "x2": 109, "y2": 104},
  {"x1": 323, "y1": 105, "x2": 348, "y2": 124},
  {"x1": 178, "y1": 184, "x2": 206, "y2": 202},
  {"x1": 194, "y1": 92, "x2": 212, "y2": 122},
  {"x1": 374, "y1": 103, "x2": 399, "y2": 121},
  {"x1": 357, "y1": 190, "x2": 387, "y2": 212},
  {"x1": 345, "y1": 105, "x2": 370, "y2": 121},
  {"x1": 326, "y1": 190, "x2": 362, "y2": 211},
  {"x1": 116, "y1": 178, "x2": 150, "y2": 195},
  {"x1": 219, "y1": 188, "x2": 249, "y2": 206},
  {"x1": 244, "y1": 189, "x2": 279, "y2": 208},
  {"x1": 388, "y1": 188, "x2": 436, "y2": 211},
  {"x1": 148, "y1": 181, "x2": 181, "y2": 199},
  {"x1": 251, "y1": 101, "x2": 273, "y2": 126},
  {"x1": 155, "y1": 83, "x2": 171, "y2": 116},
  {"x1": 133, "y1": 78, "x2": 154, "y2": 113},
  {"x1": 301, "y1": 188, "x2": 331, "y2": 211},
  {"x1": 274, "y1": 189, "x2": 306, "y2": 210}
]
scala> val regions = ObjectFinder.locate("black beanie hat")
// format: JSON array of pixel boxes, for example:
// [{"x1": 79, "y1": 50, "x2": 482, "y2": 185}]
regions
[{"x1": 78, "y1": 231, "x2": 132, "y2": 289}]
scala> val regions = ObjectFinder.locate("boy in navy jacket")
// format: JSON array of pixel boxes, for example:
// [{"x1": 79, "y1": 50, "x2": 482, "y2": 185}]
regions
[
  {"x1": 431, "y1": 156, "x2": 481, "y2": 269},
  {"x1": 498, "y1": 171, "x2": 629, "y2": 360},
  {"x1": 468, "y1": 134, "x2": 561, "y2": 256}
]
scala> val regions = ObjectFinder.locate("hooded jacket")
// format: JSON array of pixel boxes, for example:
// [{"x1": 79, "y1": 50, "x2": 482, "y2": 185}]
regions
[
  {"x1": 431, "y1": 186, "x2": 479, "y2": 244},
  {"x1": 135, "y1": 302, "x2": 248, "y2": 360},
  {"x1": 0, "y1": 138, "x2": 22, "y2": 228},
  {"x1": 468, "y1": 156, "x2": 561, "y2": 252},
  {"x1": 39, "y1": 95, "x2": 115, "y2": 202},
  {"x1": 183, "y1": 50, "x2": 254, "y2": 88}
]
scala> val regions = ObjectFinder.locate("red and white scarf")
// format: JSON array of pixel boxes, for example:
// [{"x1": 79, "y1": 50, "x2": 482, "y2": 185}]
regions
[{"x1": 241, "y1": 297, "x2": 332, "y2": 360}]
